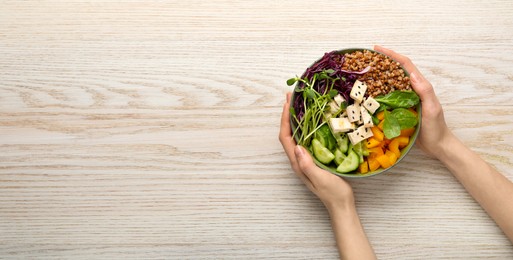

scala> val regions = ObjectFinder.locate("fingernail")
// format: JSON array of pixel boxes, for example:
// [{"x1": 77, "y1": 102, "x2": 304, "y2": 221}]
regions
[{"x1": 294, "y1": 145, "x2": 304, "y2": 159}]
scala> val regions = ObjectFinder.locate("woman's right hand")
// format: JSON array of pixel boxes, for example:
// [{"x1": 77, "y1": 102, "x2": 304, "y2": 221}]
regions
[{"x1": 374, "y1": 45, "x2": 453, "y2": 158}]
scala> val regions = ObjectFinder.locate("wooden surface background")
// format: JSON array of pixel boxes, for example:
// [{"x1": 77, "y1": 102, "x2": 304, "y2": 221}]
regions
[{"x1": 1, "y1": 1, "x2": 513, "y2": 259}]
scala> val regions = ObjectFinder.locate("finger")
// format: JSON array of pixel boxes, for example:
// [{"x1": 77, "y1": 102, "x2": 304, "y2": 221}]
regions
[
  {"x1": 279, "y1": 93, "x2": 316, "y2": 191},
  {"x1": 279, "y1": 93, "x2": 309, "y2": 181},
  {"x1": 286, "y1": 92, "x2": 292, "y2": 105},
  {"x1": 410, "y1": 72, "x2": 441, "y2": 110},
  {"x1": 279, "y1": 94, "x2": 297, "y2": 162},
  {"x1": 294, "y1": 145, "x2": 331, "y2": 189}
]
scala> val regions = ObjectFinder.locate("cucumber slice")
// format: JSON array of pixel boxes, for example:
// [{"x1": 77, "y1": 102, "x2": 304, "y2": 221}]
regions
[
  {"x1": 312, "y1": 139, "x2": 335, "y2": 164},
  {"x1": 334, "y1": 148, "x2": 347, "y2": 166},
  {"x1": 336, "y1": 149, "x2": 359, "y2": 173},
  {"x1": 352, "y1": 142, "x2": 365, "y2": 164},
  {"x1": 362, "y1": 144, "x2": 369, "y2": 156},
  {"x1": 315, "y1": 125, "x2": 337, "y2": 151},
  {"x1": 334, "y1": 133, "x2": 349, "y2": 154}
]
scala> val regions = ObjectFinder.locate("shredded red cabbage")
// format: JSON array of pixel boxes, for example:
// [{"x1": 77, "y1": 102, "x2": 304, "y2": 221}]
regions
[{"x1": 293, "y1": 51, "x2": 370, "y2": 121}]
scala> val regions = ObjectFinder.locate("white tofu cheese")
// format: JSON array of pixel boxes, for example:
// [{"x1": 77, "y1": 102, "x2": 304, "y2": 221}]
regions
[
  {"x1": 348, "y1": 126, "x2": 374, "y2": 145},
  {"x1": 333, "y1": 94, "x2": 346, "y2": 107},
  {"x1": 363, "y1": 96, "x2": 380, "y2": 114},
  {"x1": 329, "y1": 117, "x2": 355, "y2": 133},
  {"x1": 346, "y1": 104, "x2": 360, "y2": 123},
  {"x1": 329, "y1": 100, "x2": 340, "y2": 114},
  {"x1": 347, "y1": 131, "x2": 364, "y2": 145},
  {"x1": 354, "y1": 101, "x2": 363, "y2": 125},
  {"x1": 350, "y1": 80, "x2": 367, "y2": 103},
  {"x1": 357, "y1": 125, "x2": 374, "y2": 139},
  {"x1": 360, "y1": 106, "x2": 374, "y2": 127}
]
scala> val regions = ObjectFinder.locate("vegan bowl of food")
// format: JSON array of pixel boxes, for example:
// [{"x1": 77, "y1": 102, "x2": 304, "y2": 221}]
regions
[{"x1": 288, "y1": 48, "x2": 421, "y2": 178}]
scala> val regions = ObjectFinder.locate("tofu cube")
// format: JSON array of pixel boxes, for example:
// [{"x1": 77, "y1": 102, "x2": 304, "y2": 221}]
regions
[
  {"x1": 347, "y1": 131, "x2": 364, "y2": 145},
  {"x1": 357, "y1": 126, "x2": 374, "y2": 139},
  {"x1": 329, "y1": 100, "x2": 339, "y2": 114},
  {"x1": 333, "y1": 94, "x2": 346, "y2": 107},
  {"x1": 360, "y1": 106, "x2": 374, "y2": 127},
  {"x1": 350, "y1": 80, "x2": 367, "y2": 103},
  {"x1": 363, "y1": 96, "x2": 380, "y2": 114},
  {"x1": 346, "y1": 104, "x2": 360, "y2": 123},
  {"x1": 354, "y1": 101, "x2": 363, "y2": 125},
  {"x1": 329, "y1": 117, "x2": 355, "y2": 133},
  {"x1": 348, "y1": 126, "x2": 374, "y2": 145}
]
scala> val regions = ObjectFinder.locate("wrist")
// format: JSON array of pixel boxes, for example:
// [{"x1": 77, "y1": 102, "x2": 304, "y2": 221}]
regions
[
  {"x1": 325, "y1": 197, "x2": 356, "y2": 217},
  {"x1": 434, "y1": 130, "x2": 458, "y2": 162}
]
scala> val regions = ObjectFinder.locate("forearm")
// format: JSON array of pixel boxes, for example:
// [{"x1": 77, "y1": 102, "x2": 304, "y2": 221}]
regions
[
  {"x1": 437, "y1": 133, "x2": 513, "y2": 242},
  {"x1": 328, "y1": 204, "x2": 376, "y2": 260}
]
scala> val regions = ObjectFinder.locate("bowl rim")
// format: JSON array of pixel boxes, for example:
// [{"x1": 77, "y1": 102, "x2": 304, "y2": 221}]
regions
[{"x1": 289, "y1": 48, "x2": 421, "y2": 178}]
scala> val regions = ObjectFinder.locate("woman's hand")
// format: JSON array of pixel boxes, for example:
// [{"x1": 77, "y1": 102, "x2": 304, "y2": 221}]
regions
[
  {"x1": 374, "y1": 45, "x2": 452, "y2": 159},
  {"x1": 278, "y1": 92, "x2": 354, "y2": 212},
  {"x1": 279, "y1": 92, "x2": 376, "y2": 259}
]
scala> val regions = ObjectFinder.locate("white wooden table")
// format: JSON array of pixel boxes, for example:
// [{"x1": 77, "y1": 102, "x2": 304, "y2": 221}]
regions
[{"x1": 1, "y1": 1, "x2": 512, "y2": 259}]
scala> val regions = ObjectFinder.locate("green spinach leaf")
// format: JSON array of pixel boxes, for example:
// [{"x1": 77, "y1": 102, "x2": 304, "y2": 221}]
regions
[
  {"x1": 383, "y1": 110, "x2": 401, "y2": 139},
  {"x1": 391, "y1": 108, "x2": 418, "y2": 129},
  {"x1": 375, "y1": 91, "x2": 420, "y2": 108}
]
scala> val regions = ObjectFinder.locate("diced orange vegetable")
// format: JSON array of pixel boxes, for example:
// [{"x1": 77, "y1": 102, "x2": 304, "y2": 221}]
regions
[
  {"x1": 400, "y1": 128, "x2": 415, "y2": 137},
  {"x1": 388, "y1": 138, "x2": 401, "y2": 158},
  {"x1": 368, "y1": 158, "x2": 381, "y2": 171},
  {"x1": 376, "y1": 154, "x2": 392, "y2": 169},
  {"x1": 370, "y1": 126, "x2": 384, "y2": 141},
  {"x1": 386, "y1": 150, "x2": 398, "y2": 165},
  {"x1": 368, "y1": 147, "x2": 384, "y2": 156},
  {"x1": 366, "y1": 137, "x2": 381, "y2": 149},
  {"x1": 396, "y1": 136, "x2": 410, "y2": 148},
  {"x1": 377, "y1": 120, "x2": 385, "y2": 131},
  {"x1": 376, "y1": 111, "x2": 385, "y2": 121},
  {"x1": 358, "y1": 161, "x2": 369, "y2": 174}
]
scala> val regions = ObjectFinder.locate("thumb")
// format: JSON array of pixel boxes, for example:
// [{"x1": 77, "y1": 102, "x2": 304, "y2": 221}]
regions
[
  {"x1": 410, "y1": 72, "x2": 438, "y2": 107},
  {"x1": 294, "y1": 145, "x2": 323, "y2": 181}
]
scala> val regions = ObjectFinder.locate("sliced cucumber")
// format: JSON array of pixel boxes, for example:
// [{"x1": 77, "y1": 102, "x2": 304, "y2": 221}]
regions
[
  {"x1": 315, "y1": 125, "x2": 337, "y2": 151},
  {"x1": 351, "y1": 142, "x2": 365, "y2": 164},
  {"x1": 334, "y1": 133, "x2": 349, "y2": 153},
  {"x1": 334, "y1": 148, "x2": 346, "y2": 166},
  {"x1": 362, "y1": 144, "x2": 369, "y2": 157},
  {"x1": 312, "y1": 139, "x2": 335, "y2": 164},
  {"x1": 336, "y1": 149, "x2": 359, "y2": 173}
]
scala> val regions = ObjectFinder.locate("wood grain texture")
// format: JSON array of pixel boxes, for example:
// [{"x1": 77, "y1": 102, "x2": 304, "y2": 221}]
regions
[{"x1": 1, "y1": 0, "x2": 513, "y2": 259}]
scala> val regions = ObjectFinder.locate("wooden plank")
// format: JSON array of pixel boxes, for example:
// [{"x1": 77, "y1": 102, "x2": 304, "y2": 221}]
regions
[{"x1": 1, "y1": 0, "x2": 512, "y2": 259}]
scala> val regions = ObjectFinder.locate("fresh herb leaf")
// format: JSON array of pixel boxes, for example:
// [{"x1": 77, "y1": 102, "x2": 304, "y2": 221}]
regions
[
  {"x1": 287, "y1": 77, "x2": 298, "y2": 86},
  {"x1": 375, "y1": 91, "x2": 420, "y2": 109},
  {"x1": 383, "y1": 110, "x2": 401, "y2": 139},
  {"x1": 328, "y1": 89, "x2": 338, "y2": 98},
  {"x1": 391, "y1": 108, "x2": 418, "y2": 129},
  {"x1": 305, "y1": 88, "x2": 316, "y2": 99}
]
